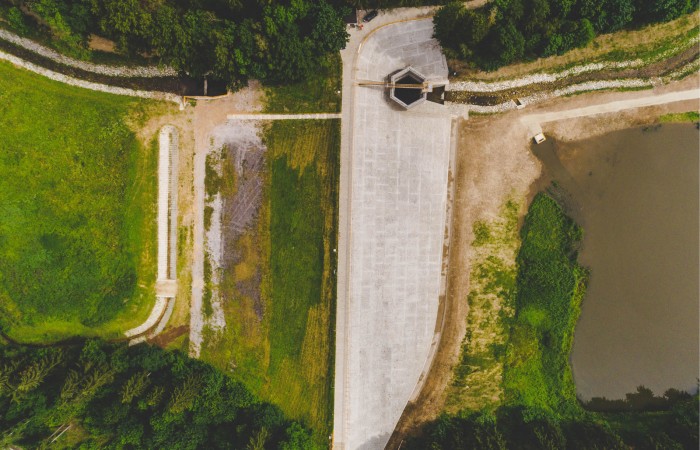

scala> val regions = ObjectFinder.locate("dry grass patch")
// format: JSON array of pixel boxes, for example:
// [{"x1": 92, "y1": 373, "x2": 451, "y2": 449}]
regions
[{"x1": 444, "y1": 199, "x2": 521, "y2": 413}]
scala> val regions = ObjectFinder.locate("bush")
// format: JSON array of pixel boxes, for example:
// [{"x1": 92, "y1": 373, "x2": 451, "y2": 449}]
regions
[{"x1": 6, "y1": 6, "x2": 29, "y2": 35}]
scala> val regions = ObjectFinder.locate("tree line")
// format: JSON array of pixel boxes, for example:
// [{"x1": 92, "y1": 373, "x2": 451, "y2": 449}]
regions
[
  {"x1": 0, "y1": 340, "x2": 316, "y2": 449},
  {"x1": 0, "y1": 0, "x2": 351, "y2": 87},
  {"x1": 434, "y1": 0, "x2": 697, "y2": 70},
  {"x1": 404, "y1": 397, "x2": 699, "y2": 450}
]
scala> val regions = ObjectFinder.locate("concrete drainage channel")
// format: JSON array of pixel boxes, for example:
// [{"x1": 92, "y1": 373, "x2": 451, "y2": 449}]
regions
[{"x1": 125, "y1": 125, "x2": 179, "y2": 344}]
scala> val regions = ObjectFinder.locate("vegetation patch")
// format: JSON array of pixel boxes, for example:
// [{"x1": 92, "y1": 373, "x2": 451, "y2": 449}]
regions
[
  {"x1": 0, "y1": 60, "x2": 158, "y2": 343},
  {"x1": 659, "y1": 111, "x2": 700, "y2": 123},
  {"x1": 503, "y1": 193, "x2": 586, "y2": 416},
  {"x1": 445, "y1": 199, "x2": 520, "y2": 412},
  {"x1": 200, "y1": 120, "x2": 340, "y2": 446},
  {"x1": 0, "y1": 0, "x2": 349, "y2": 87},
  {"x1": 406, "y1": 193, "x2": 698, "y2": 449},
  {"x1": 0, "y1": 339, "x2": 315, "y2": 448}
]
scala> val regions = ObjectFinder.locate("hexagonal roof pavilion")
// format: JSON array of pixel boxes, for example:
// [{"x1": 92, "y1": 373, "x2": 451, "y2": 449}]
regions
[{"x1": 389, "y1": 66, "x2": 428, "y2": 110}]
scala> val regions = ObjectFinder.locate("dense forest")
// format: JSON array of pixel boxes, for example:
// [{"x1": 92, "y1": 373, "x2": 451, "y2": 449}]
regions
[
  {"x1": 434, "y1": 0, "x2": 698, "y2": 70},
  {"x1": 404, "y1": 194, "x2": 699, "y2": 449},
  {"x1": 0, "y1": 0, "x2": 350, "y2": 86},
  {"x1": 0, "y1": 340, "x2": 316, "y2": 449}
]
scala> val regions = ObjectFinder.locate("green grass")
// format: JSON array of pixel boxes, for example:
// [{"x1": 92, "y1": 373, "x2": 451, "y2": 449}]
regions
[
  {"x1": 0, "y1": 60, "x2": 158, "y2": 343},
  {"x1": 263, "y1": 54, "x2": 342, "y2": 114},
  {"x1": 445, "y1": 194, "x2": 587, "y2": 417},
  {"x1": 199, "y1": 120, "x2": 340, "y2": 447},
  {"x1": 503, "y1": 193, "x2": 586, "y2": 417},
  {"x1": 659, "y1": 111, "x2": 700, "y2": 123},
  {"x1": 425, "y1": 193, "x2": 697, "y2": 448}
]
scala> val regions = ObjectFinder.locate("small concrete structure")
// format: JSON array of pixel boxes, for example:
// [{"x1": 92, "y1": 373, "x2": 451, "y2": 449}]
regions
[{"x1": 389, "y1": 66, "x2": 428, "y2": 110}]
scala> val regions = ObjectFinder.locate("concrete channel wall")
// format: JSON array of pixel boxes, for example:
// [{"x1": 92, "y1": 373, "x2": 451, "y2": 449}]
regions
[{"x1": 126, "y1": 125, "x2": 179, "y2": 341}]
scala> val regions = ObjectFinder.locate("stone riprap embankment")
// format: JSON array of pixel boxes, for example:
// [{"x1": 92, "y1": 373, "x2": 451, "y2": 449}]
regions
[
  {"x1": 0, "y1": 28, "x2": 177, "y2": 77},
  {"x1": 0, "y1": 50, "x2": 181, "y2": 103},
  {"x1": 446, "y1": 34, "x2": 699, "y2": 113}
]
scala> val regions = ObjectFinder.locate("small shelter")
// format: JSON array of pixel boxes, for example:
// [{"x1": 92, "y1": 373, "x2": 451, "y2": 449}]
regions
[
  {"x1": 389, "y1": 67, "x2": 428, "y2": 110},
  {"x1": 344, "y1": 9, "x2": 358, "y2": 26}
]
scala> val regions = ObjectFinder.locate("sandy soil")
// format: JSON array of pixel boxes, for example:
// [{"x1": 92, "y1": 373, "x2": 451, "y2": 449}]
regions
[
  {"x1": 388, "y1": 76, "x2": 699, "y2": 446},
  {"x1": 88, "y1": 35, "x2": 116, "y2": 53}
]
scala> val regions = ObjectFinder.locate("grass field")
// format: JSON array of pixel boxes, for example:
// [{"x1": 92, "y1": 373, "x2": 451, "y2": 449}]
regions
[
  {"x1": 200, "y1": 120, "x2": 340, "y2": 446},
  {"x1": 0, "y1": 60, "x2": 158, "y2": 343}
]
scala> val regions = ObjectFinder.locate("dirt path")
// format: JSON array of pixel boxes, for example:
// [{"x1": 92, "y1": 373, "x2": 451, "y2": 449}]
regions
[
  {"x1": 521, "y1": 87, "x2": 700, "y2": 136},
  {"x1": 227, "y1": 113, "x2": 341, "y2": 120}
]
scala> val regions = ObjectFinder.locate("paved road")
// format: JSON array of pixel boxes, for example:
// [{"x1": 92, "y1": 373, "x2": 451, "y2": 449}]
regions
[
  {"x1": 521, "y1": 88, "x2": 700, "y2": 136},
  {"x1": 334, "y1": 14, "x2": 454, "y2": 450}
]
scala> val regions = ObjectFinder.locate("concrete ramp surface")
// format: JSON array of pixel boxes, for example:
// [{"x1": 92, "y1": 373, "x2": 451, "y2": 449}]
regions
[{"x1": 334, "y1": 19, "x2": 452, "y2": 450}]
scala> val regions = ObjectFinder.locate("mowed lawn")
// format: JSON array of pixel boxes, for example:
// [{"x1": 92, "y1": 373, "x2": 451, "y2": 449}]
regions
[
  {"x1": 0, "y1": 61, "x2": 158, "y2": 343},
  {"x1": 201, "y1": 120, "x2": 340, "y2": 445}
]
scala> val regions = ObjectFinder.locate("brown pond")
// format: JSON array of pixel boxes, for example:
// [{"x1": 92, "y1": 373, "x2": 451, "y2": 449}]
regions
[{"x1": 531, "y1": 123, "x2": 699, "y2": 401}]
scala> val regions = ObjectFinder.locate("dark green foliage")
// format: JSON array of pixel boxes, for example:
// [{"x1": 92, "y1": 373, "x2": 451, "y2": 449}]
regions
[
  {"x1": 0, "y1": 340, "x2": 313, "y2": 448},
  {"x1": 503, "y1": 193, "x2": 586, "y2": 414},
  {"x1": 6, "y1": 0, "x2": 350, "y2": 87},
  {"x1": 434, "y1": 0, "x2": 697, "y2": 70},
  {"x1": 5, "y1": 6, "x2": 29, "y2": 35}
]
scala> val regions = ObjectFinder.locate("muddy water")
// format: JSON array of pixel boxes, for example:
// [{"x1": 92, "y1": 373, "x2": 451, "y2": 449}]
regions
[{"x1": 532, "y1": 123, "x2": 699, "y2": 401}]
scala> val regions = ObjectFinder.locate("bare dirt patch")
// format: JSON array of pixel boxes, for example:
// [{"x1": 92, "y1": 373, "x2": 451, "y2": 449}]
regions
[{"x1": 87, "y1": 34, "x2": 116, "y2": 53}]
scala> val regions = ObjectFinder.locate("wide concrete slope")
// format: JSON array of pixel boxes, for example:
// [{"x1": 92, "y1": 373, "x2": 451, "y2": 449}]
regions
[{"x1": 334, "y1": 19, "x2": 452, "y2": 450}]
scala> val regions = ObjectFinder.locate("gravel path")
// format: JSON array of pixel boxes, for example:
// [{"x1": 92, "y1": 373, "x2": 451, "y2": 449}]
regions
[
  {"x1": 0, "y1": 28, "x2": 177, "y2": 77},
  {"x1": 521, "y1": 87, "x2": 700, "y2": 136}
]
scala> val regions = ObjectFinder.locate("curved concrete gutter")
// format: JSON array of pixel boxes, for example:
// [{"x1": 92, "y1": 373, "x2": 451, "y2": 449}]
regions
[{"x1": 126, "y1": 125, "x2": 179, "y2": 343}]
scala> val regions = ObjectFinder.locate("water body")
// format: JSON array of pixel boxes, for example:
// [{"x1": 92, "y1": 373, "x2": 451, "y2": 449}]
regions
[{"x1": 532, "y1": 123, "x2": 699, "y2": 401}]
